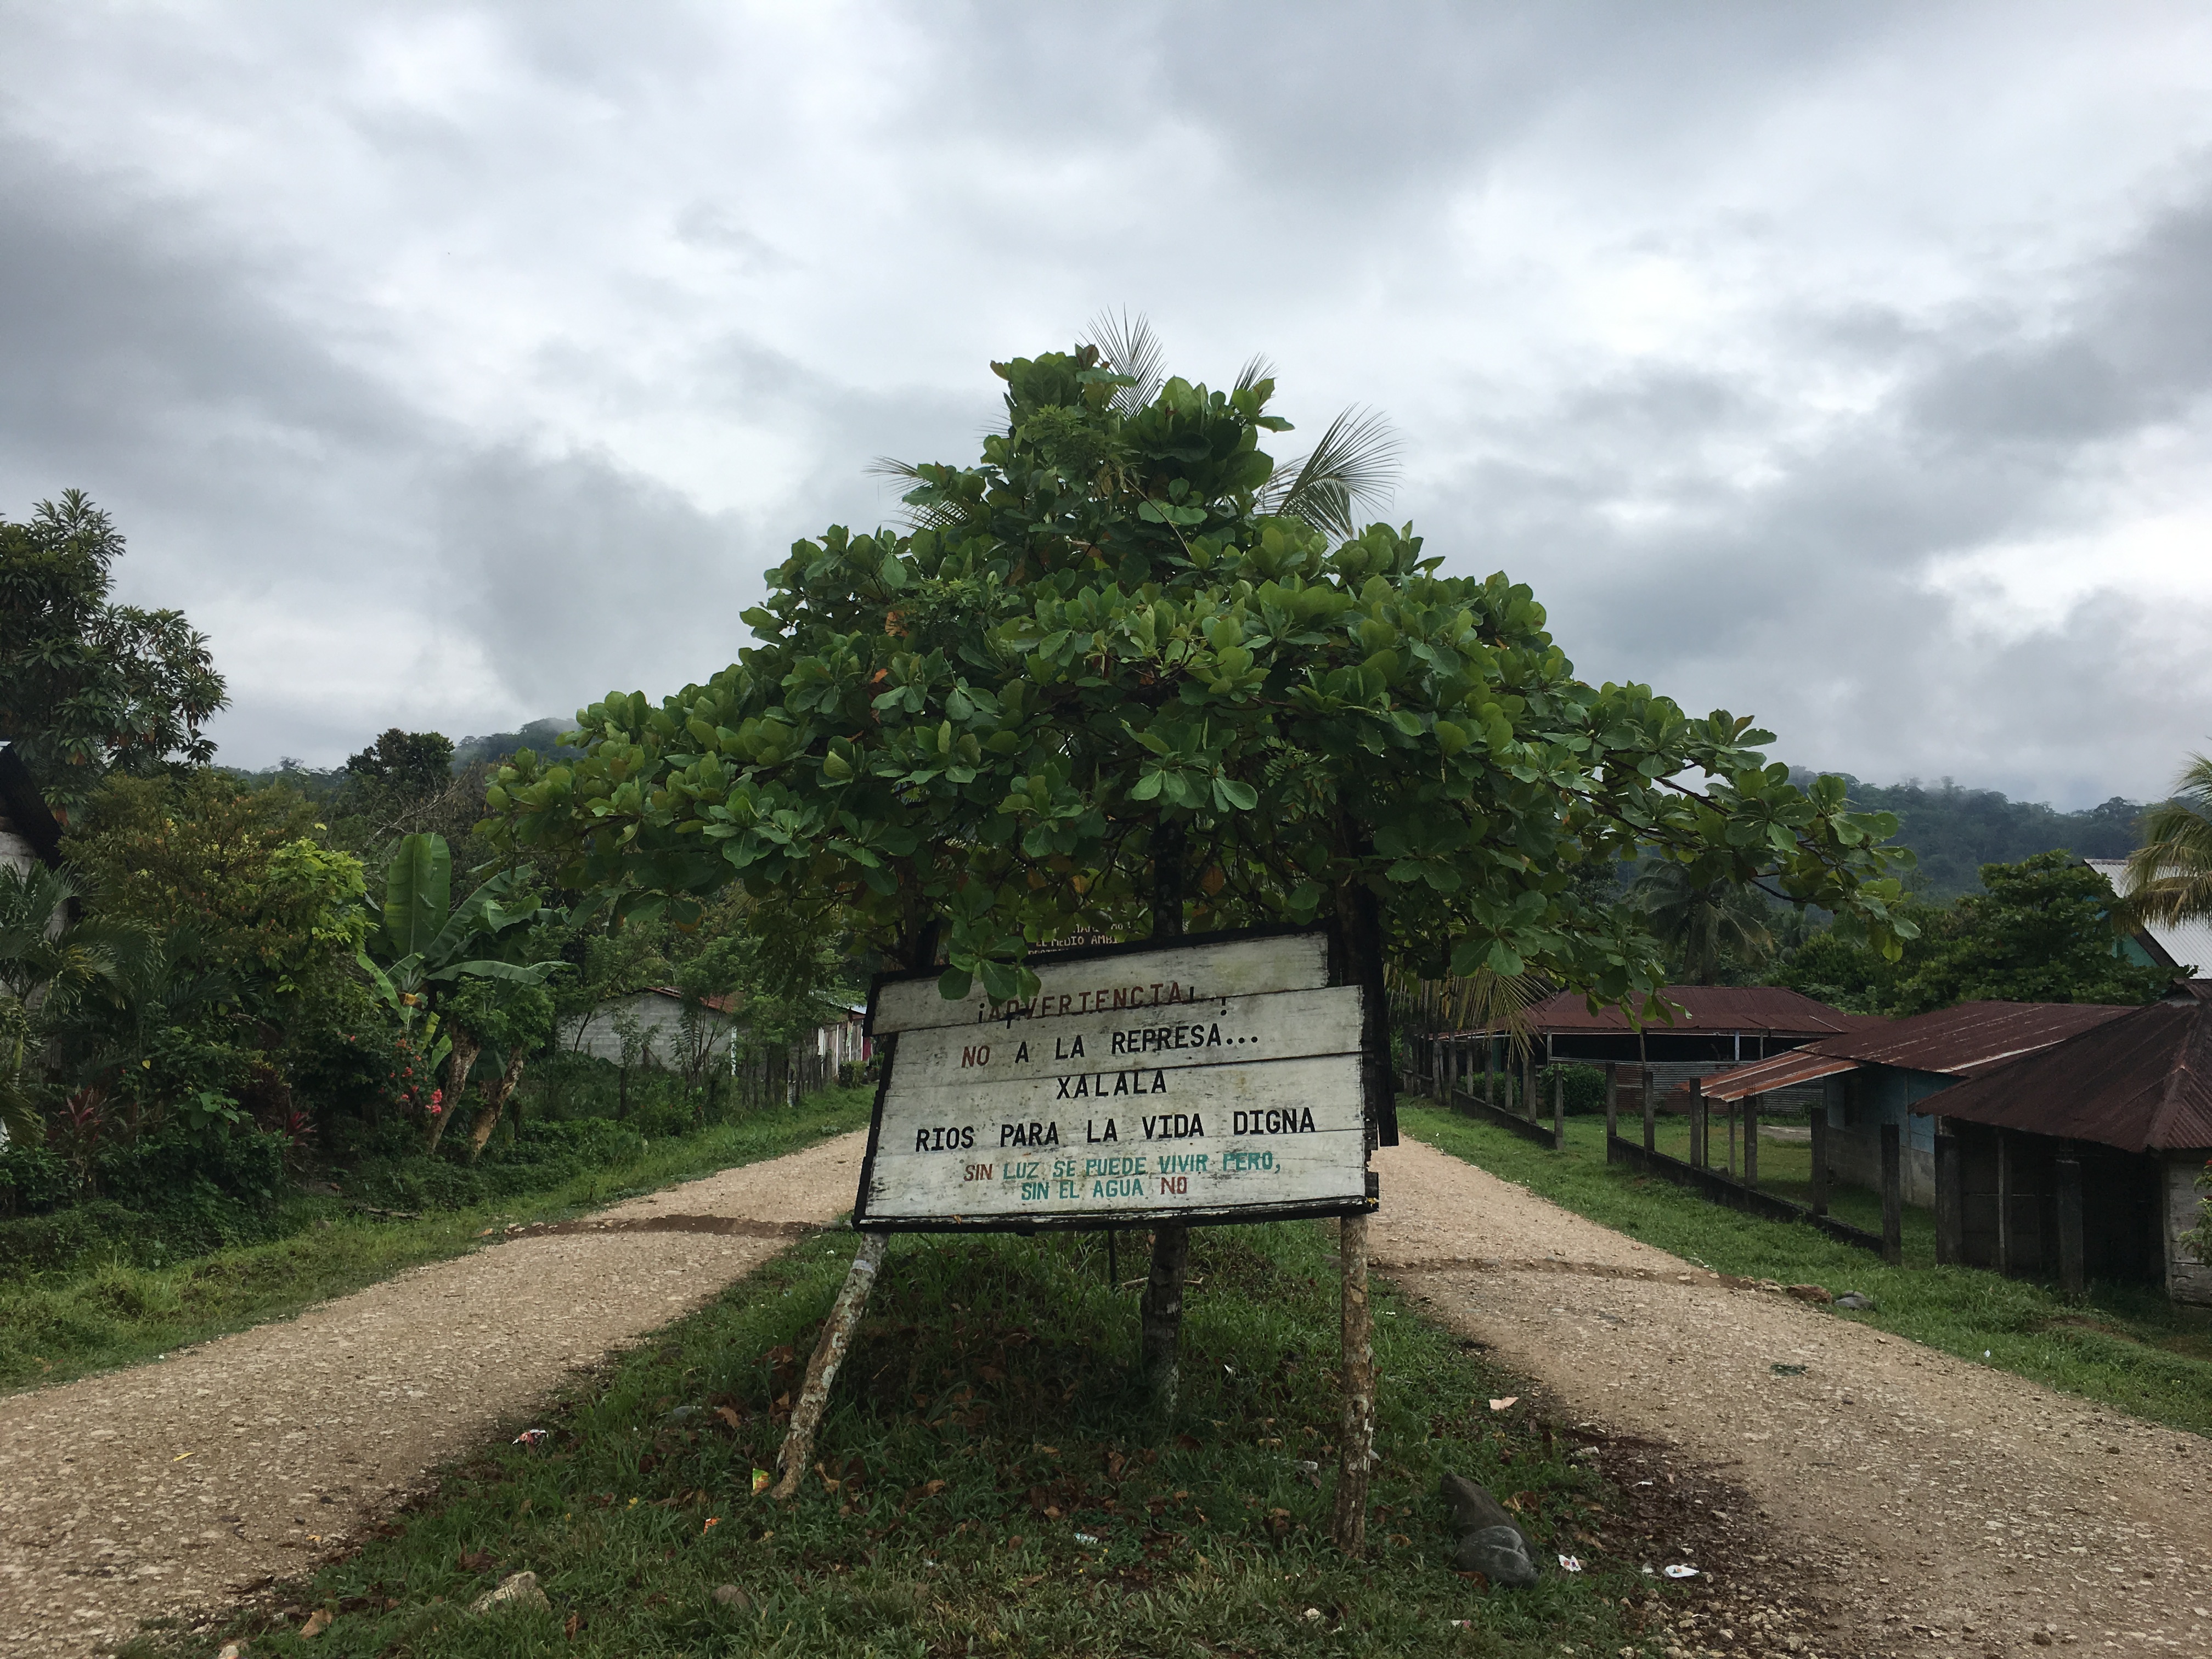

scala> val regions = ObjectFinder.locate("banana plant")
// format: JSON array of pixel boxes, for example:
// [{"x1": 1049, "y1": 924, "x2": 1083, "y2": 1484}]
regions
[{"x1": 356, "y1": 834, "x2": 562, "y2": 1102}]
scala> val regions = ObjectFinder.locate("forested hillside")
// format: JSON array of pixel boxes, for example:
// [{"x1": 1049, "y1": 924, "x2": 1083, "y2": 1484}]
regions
[{"x1": 1791, "y1": 770, "x2": 2145, "y2": 898}]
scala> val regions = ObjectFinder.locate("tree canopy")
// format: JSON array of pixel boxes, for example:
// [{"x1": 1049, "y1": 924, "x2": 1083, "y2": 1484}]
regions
[
  {"x1": 492, "y1": 338, "x2": 1914, "y2": 1006},
  {"x1": 0, "y1": 490, "x2": 227, "y2": 817},
  {"x1": 1774, "y1": 850, "x2": 2171, "y2": 1013}
]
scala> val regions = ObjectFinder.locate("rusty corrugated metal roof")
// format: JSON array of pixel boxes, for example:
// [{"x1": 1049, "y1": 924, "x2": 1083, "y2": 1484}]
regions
[
  {"x1": 1511, "y1": 985, "x2": 1865, "y2": 1037},
  {"x1": 1647, "y1": 998, "x2": 2138, "y2": 1101},
  {"x1": 1815, "y1": 999, "x2": 2137, "y2": 1076},
  {"x1": 1697, "y1": 1051, "x2": 1863, "y2": 1102},
  {"x1": 1909, "y1": 989, "x2": 2212, "y2": 1152}
]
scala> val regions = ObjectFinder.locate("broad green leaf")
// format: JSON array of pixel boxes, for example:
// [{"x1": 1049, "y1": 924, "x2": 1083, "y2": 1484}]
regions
[{"x1": 380, "y1": 834, "x2": 451, "y2": 959}]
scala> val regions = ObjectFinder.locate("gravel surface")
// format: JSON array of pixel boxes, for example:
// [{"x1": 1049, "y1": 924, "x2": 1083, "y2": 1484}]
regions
[
  {"x1": 9, "y1": 1129, "x2": 2208, "y2": 1658},
  {"x1": 0, "y1": 1131, "x2": 871, "y2": 1658},
  {"x1": 1372, "y1": 1136, "x2": 2212, "y2": 1657}
]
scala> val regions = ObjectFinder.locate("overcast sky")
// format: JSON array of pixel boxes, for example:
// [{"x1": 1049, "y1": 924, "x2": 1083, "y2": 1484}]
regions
[{"x1": 4, "y1": 2, "x2": 2211, "y2": 807}]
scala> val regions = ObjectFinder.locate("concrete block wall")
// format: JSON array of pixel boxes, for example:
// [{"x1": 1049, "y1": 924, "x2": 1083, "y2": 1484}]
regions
[{"x1": 2165, "y1": 1154, "x2": 2212, "y2": 1307}]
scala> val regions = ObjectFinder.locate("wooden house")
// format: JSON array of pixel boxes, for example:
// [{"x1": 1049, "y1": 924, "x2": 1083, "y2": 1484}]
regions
[
  {"x1": 1700, "y1": 1000, "x2": 2138, "y2": 1207},
  {"x1": 1905, "y1": 988, "x2": 2212, "y2": 1302}
]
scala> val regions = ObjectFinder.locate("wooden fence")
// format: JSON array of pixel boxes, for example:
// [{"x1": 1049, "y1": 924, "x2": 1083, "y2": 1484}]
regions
[{"x1": 1397, "y1": 1029, "x2": 1897, "y2": 1259}]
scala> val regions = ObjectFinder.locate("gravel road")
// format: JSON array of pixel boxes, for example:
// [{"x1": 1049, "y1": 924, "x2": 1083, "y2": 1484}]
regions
[
  {"x1": 8, "y1": 1130, "x2": 2208, "y2": 1658},
  {"x1": 1371, "y1": 1136, "x2": 2212, "y2": 1657},
  {"x1": 0, "y1": 1132, "x2": 871, "y2": 1658}
]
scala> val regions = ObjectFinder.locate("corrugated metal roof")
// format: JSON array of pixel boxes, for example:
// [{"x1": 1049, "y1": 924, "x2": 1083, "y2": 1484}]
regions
[
  {"x1": 2085, "y1": 859, "x2": 2212, "y2": 981},
  {"x1": 1816, "y1": 999, "x2": 2138, "y2": 1076},
  {"x1": 1679, "y1": 998, "x2": 2137, "y2": 1100},
  {"x1": 1909, "y1": 989, "x2": 2212, "y2": 1152},
  {"x1": 1513, "y1": 985, "x2": 1864, "y2": 1037},
  {"x1": 1699, "y1": 1051, "x2": 1862, "y2": 1102}
]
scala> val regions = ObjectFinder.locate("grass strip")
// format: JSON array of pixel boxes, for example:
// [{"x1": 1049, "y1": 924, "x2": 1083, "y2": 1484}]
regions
[
  {"x1": 1402, "y1": 1101, "x2": 2212, "y2": 1438},
  {"x1": 131, "y1": 1221, "x2": 1715, "y2": 1659},
  {"x1": 0, "y1": 1088, "x2": 874, "y2": 1396}
]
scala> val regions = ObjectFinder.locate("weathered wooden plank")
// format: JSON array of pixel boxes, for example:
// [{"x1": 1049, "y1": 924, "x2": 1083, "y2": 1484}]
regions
[
  {"x1": 860, "y1": 1052, "x2": 1368, "y2": 1223},
  {"x1": 887, "y1": 985, "x2": 1363, "y2": 1090},
  {"x1": 869, "y1": 932, "x2": 1331, "y2": 1036}
]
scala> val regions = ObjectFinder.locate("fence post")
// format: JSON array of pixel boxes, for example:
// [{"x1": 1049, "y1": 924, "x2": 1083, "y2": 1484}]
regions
[
  {"x1": 1932, "y1": 1126, "x2": 1961, "y2": 1264},
  {"x1": 1880, "y1": 1122, "x2": 1904, "y2": 1266},
  {"x1": 2056, "y1": 1148, "x2": 2085, "y2": 1294},
  {"x1": 1521, "y1": 1046, "x2": 1535, "y2": 1122},
  {"x1": 1996, "y1": 1128, "x2": 2014, "y2": 1275},
  {"x1": 1641, "y1": 1065, "x2": 1656, "y2": 1153},
  {"x1": 1688, "y1": 1076, "x2": 1705, "y2": 1169},
  {"x1": 1483, "y1": 1039, "x2": 1496, "y2": 1107},
  {"x1": 1331, "y1": 1212, "x2": 1374, "y2": 1553},
  {"x1": 1551, "y1": 1068, "x2": 1564, "y2": 1153},
  {"x1": 1604, "y1": 1060, "x2": 1618, "y2": 1145},
  {"x1": 1809, "y1": 1107, "x2": 1829, "y2": 1216},
  {"x1": 1743, "y1": 1093, "x2": 1760, "y2": 1188}
]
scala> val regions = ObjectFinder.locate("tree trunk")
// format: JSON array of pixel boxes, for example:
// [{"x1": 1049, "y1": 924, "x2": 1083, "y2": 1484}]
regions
[
  {"x1": 425, "y1": 1031, "x2": 481, "y2": 1154},
  {"x1": 1138, "y1": 819, "x2": 1189, "y2": 1413},
  {"x1": 466, "y1": 1049, "x2": 528, "y2": 1161}
]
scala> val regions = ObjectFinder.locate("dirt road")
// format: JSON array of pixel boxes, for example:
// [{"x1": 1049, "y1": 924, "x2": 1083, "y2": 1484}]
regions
[
  {"x1": 1370, "y1": 1137, "x2": 2212, "y2": 1656},
  {"x1": 8, "y1": 1131, "x2": 2209, "y2": 1657},
  {"x1": 0, "y1": 1132, "x2": 871, "y2": 1658}
]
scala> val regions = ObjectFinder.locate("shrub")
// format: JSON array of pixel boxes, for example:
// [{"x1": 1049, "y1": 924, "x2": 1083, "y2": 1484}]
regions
[{"x1": 0, "y1": 1142, "x2": 76, "y2": 1217}]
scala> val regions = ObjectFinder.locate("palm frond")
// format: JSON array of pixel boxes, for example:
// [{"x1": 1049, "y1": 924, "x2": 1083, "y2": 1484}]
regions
[
  {"x1": 1385, "y1": 963, "x2": 1545, "y2": 1059},
  {"x1": 1081, "y1": 309, "x2": 1166, "y2": 416},
  {"x1": 866, "y1": 455, "x2": 968, "y2": 533},
  {"x1": 1258, "y1": 405, "x2": 1403, "y2": 540},
  {"x1": 1233, "y1": 354, "x2": 1276, "y2": 394},
  {"x1": 2125, "y1": 754, "x2": 2212, "y2": 926}
]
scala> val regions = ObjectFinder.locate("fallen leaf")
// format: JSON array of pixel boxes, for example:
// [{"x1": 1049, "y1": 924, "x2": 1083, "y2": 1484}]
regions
[
  {"x1": 563, "y1": 1611, "x2": 581, "y2": 1638},
  {"x1": 298, "y1": 1609, "x2": 331, "y2": 1639},
  {"x1": 714, "y1": 1406, "x2": 744, "y2": 1431},
  {"x1": 1487, "y1": 1397, "x2": 1518, "y2": 1412},
  {"x1": 922, "y1": 1479, "x2": 947, "y2": 1497},
  {"x1": 751, "y1": 1468, "x2": 772, "y2": 1494}
]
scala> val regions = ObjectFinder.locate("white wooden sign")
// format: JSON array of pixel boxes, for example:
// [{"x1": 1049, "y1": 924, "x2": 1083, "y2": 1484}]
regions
[{"x1": 853, "y1": 926, "x2": 1377, "y2": 1231}]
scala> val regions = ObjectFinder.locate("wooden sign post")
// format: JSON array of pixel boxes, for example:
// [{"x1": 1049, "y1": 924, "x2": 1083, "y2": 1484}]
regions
[{"x1": 771, "y1": 922, "x2": 1384, "y2": 1547}]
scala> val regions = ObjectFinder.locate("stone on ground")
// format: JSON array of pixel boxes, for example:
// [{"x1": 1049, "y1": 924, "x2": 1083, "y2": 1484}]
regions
[{"x1": 469, "y1": 1571, "x2": 550, "y2": 1615}]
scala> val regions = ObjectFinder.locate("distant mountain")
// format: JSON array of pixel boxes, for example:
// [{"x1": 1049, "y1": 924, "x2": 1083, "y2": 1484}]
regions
[
  {"x1": 1791, "y1": 770, "x2": 2143, "y2": 900},
  {"x1": 450, "y1": 718, "x2": 581, "y2": 770}
]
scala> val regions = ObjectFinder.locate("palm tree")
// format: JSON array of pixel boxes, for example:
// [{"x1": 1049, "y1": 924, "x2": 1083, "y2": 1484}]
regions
[
  {"x1": 2125, "y1": 754, "x2": 2212, "y2": 926},
  {"x1": 874, "y1": 313, "x2": 1403, "y2": 544},
  {"x1": 1630, "y1": 861, "x2": 1775, "y2": 985}
]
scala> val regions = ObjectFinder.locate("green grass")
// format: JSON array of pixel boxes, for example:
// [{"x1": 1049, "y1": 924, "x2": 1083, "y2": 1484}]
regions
[
  {"x1": 125, "y1": 1221, "x2": 1703, "y2": 1659},
  {"x1": 1403, "y1": 1100, "x2": 2212, "y2": 1437},
  {"x1": 0, "y1": 1088, "x2": 875, "y2": 1396}
]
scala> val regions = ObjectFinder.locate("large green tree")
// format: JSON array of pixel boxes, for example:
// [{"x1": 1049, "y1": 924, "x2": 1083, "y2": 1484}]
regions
[
  {"x1": 0, "y1": 491, "x2": 227, "y2": 817},
  {"x1": 1774, "y1": 851, "x2": 2171, "y2": 1014},
  {"x1": 490, "y1": 340, "x2": 1912, "y2": 1008}
]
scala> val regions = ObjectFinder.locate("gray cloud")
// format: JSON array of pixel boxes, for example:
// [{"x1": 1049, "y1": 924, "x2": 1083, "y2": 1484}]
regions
[{"x1": 2, "y1": 1, "x2": 2210, "y2": 807}]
